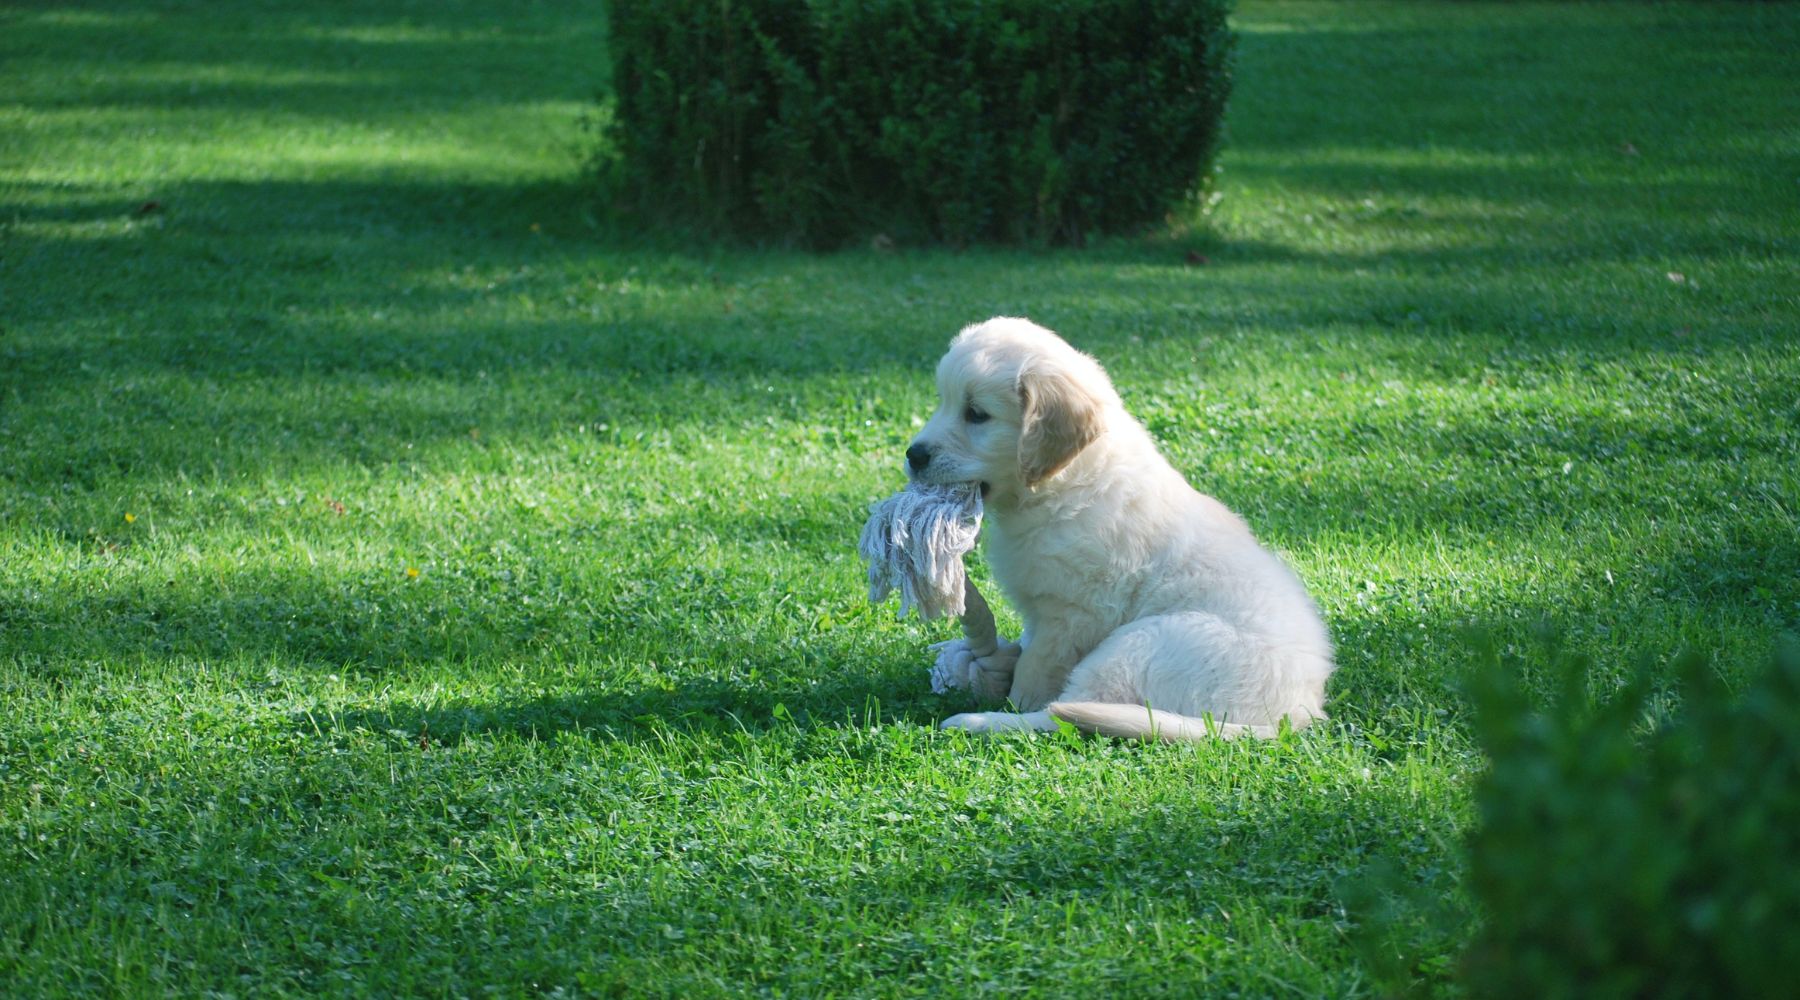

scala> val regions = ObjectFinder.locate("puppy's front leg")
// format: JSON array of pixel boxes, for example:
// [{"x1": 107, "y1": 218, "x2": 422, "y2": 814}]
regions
[
  {"x1": 929, "y1": 636, "x2": 1021, "y2": 701},
  {"x1": 1007, "y1": 638, "x2": 1077, "y2": 712}
]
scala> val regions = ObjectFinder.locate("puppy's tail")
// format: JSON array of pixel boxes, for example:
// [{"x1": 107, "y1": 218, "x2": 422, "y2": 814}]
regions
[{"x1": 1047, "y1": 701, "x2": 1294, "y2": 742}]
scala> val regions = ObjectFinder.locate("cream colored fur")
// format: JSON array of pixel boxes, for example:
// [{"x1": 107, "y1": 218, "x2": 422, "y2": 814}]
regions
[{"x1": 909, "y1": 318, "x2": 1335, "y2": 741}]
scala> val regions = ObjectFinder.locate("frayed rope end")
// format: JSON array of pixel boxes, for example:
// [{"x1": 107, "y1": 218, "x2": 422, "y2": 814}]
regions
[{"x1": 858, "y1": 482, "x2": 984, "y2": 620}]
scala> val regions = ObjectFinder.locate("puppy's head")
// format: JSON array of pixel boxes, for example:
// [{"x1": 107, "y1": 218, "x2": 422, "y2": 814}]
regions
[{"x1": 905, "y1": 318, "x2": 1114, "y2": 500}]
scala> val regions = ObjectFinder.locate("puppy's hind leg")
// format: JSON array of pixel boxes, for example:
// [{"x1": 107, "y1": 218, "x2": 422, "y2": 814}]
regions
[
  {"x1": 1047, "y1": 612, "x2": 1325, "y2": 742},
  {"x1": 939, "y1": 710, "x2": 1059, "y2": 734}
]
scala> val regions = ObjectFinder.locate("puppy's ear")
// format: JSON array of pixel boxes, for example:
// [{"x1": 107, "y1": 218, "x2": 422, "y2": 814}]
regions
[{"x1": 1018, "y1": 363, "x2": 1105, "y2": 488}]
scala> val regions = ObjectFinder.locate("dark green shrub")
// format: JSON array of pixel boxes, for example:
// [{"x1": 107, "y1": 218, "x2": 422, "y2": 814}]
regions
[
  {"x1": 1458, "y1": 633, "x2": 1800, "y2": 998},
  {"x1": 599, "y1": 0, "x2": 1234, "y2": 246}
]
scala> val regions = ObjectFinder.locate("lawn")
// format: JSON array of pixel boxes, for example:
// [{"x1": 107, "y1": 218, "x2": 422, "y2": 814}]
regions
[{"x1": 2, "y1": 0, "x2": 1797, "y2": 994}]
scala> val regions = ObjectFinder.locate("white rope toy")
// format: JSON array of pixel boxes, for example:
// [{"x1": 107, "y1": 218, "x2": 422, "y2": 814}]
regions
[{"x1": 858, "y1": 482, "x2": 1000, "y2": 694}]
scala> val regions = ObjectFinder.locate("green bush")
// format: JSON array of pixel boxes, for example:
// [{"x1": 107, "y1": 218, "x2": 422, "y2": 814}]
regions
[
  {"x1": 1457, "y1": 633, "x2": 1800, "y2": 998},
  {"x1": 1342, "y1": 634, "x2": 1800, "y2": 999},
  {"x1": 599, "y1": 0, "x2": 1234, "y2": 246}
]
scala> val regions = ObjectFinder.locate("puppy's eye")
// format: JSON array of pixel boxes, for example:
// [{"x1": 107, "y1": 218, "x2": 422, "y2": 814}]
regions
[{"x1": 964, "y1": 404, "x2": 991, "y2": 425}]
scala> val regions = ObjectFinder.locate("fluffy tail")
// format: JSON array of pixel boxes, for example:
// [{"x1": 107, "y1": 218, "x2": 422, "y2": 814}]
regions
[{"x1": 1047, "y1": 702, "x2": 1293, "y2": 742}]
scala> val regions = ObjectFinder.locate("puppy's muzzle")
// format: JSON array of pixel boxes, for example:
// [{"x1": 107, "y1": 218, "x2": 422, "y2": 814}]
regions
[{"x1": 906, "y1": 442, "x2": 933, "y2": 474}]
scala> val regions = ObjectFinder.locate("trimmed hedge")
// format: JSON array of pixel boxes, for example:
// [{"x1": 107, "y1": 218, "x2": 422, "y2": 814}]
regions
[{"x1": 600, "y1": 0, "x2": 1234, "y2": 246}]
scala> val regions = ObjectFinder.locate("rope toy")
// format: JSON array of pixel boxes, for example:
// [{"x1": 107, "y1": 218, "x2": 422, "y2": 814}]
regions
[{"x1": 858, "y1": 482, "x2": 1000, "y2": 693}]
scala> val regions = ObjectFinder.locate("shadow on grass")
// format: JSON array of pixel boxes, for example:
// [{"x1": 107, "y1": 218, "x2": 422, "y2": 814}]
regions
[
  {"x1": 6, "y1": 0, "x2": 611, "y2": 110},
  {"x1": 324, "y1": 666, "x2": 944, "y2": 747}
]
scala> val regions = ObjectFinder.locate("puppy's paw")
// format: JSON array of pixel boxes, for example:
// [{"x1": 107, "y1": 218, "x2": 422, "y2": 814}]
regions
[
  {"x1": 1007, "y1": 682, "x2": 1056, "y2": 714},
  {"x1": 928, "y1": 637, "x2": 1021, "y2": 700},
  {"x1": 971, "y1": 641, "x2": 1022, "y2": 701}
]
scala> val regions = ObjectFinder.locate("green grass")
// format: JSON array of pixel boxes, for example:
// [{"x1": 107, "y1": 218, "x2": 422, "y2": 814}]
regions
[{"x1": 2, "y1": 0, "x2": 1796, "y2": 994}]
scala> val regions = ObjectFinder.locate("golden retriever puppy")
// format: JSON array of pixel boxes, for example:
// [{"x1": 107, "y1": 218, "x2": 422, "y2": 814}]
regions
[{"x1": 908, "y1": 318, "x2": 1335, "y2": 740}]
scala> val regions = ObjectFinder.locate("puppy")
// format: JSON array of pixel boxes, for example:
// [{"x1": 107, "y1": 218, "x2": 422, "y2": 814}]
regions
[{"x1": 909, "y1": 318, "x2": 1335, "y2": 740}]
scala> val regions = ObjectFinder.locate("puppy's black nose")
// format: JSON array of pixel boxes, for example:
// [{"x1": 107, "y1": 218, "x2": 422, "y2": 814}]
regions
[{"x1": 906, "y1": 443, "x2": 932, "y2": 473}]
